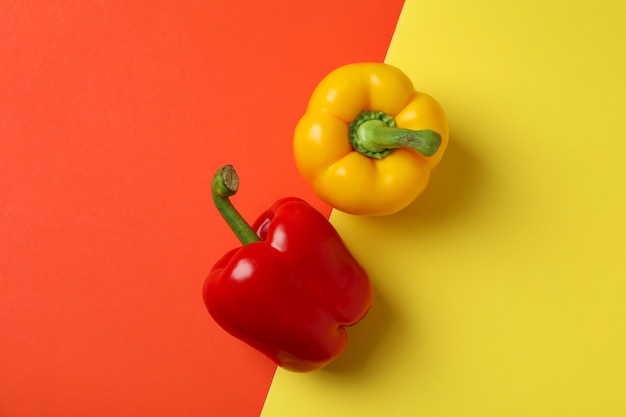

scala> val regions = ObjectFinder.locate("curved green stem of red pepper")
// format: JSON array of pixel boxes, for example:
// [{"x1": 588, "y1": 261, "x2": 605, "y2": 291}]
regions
[
  {"x1": 349, "y1": 110, "x2": 442, "y2": 159},
  {"x1": 212, "y1": 165, "x2": 261, "y2": 245}
]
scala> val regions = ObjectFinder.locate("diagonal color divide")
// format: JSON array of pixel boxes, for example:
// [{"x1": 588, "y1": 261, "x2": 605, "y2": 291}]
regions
[
  {"x1": 261, "y1": 0, "x2": 626, "y2": 415},
  {"x1": 0, "y1": 1, "x2": 404, "y2": 416}
]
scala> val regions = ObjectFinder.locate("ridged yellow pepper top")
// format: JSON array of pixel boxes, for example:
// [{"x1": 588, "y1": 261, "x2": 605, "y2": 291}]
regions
[{"x1": 293, "y1": 62, "x2": 449, "y2": 216}]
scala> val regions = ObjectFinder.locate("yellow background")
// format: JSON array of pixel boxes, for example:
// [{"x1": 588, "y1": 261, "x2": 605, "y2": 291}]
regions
[{"x1": 262, "y1": 0, "x2": 626, "y2": 415}]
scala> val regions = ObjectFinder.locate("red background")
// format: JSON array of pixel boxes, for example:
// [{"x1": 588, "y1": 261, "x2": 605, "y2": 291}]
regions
[{"x1": 1, "y1": 1, "x2": 403, "y2": 415}]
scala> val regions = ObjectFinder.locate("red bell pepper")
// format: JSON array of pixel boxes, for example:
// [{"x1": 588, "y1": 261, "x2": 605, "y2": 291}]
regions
[{"x1": 203, "y1": 165, "x2": 372, "y2": 372}]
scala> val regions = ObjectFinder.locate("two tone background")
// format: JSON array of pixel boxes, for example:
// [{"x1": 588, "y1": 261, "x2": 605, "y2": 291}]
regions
[{"x1": 3, "y1": 1, "x2": 625, "y2": 415}]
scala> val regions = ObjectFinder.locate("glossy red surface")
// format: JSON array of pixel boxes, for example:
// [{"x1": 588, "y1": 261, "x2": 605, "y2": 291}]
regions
[{"x1": 204, "y1": 198, "x2": 372, "y2": 372}]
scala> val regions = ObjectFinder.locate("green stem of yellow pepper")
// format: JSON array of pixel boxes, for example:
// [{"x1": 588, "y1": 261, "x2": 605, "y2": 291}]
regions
[{"x1": 349, "y1": 110, "x2": 442, "y2": 159}]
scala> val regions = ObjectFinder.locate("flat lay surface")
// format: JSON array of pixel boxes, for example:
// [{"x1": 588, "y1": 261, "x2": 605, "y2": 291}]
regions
[
  {"x1": 0, "y1": 1, "x2": 402, "y2": 415},
  {"x1": 3, "y1": 0, "x2": 625, "y2": 415},
  {"x1": 261, "y1": 0, "x2": 626, "y2": 415}
]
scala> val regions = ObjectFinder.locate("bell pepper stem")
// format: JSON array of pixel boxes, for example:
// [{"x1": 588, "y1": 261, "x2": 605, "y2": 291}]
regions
[
  {"x1": 349, "y1": 110, "x2": 442, "y2": 159},
  {"x1": 211, "y1": 165, "x2": 261, "y2": 246}
]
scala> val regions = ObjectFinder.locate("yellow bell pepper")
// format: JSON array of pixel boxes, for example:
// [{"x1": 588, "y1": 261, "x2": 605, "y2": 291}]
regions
[{"x1": 293, "y1": 62, "x2": 449, "y2": 216}]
